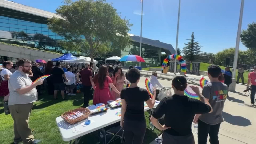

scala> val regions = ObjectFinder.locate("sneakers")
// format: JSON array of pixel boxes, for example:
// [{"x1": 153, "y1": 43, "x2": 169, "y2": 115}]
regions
[
  {"x1": 68, "y1": 93, "x2": 76, "y2": 96},
  {"x1": 32, "y1": 139, "x2": 41, "y2": 144}
]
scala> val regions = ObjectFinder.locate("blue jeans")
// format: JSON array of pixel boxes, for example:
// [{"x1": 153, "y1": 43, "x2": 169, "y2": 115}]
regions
[{"x1": 250, "y1": 85, "x2": 256, "y2": 104}]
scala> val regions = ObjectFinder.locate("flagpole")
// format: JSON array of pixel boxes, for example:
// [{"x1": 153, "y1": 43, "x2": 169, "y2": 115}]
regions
[
  {"x1": 174, "y1": 0, "x2": 181, "y2": 74},
  {"x1": 230, "y1": 0, "x2": 244, "y2": 92},
  {"x1": 139, "y1": 0, "x2": 143, "y2": 67}
]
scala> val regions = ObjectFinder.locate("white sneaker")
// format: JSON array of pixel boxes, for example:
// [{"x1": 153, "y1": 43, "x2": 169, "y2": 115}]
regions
[
  {"x1": 67, "y1": 93, "x2": 71, "y2": 95},
  {"x1": 70, "y1": 93, "x2": 76, "y2": 96}
]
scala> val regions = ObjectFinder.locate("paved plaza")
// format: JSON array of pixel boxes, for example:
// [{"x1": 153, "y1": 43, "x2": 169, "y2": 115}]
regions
[{"x1": 135, "y1": 72, "x2": 255, "y2": 144}]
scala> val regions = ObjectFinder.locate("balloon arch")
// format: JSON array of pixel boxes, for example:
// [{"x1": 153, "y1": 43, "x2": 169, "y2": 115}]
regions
[{"x1": 162, "y1": 54, "x2": 186, "y2": 73}]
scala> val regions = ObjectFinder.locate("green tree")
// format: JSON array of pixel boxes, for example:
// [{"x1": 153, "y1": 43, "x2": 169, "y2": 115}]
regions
[
  {"x1": 176, "y1": 48, "x2": 181, "y2": 55},
  {"x1": 215, "y1": 48, "x2": 249, "y2": 66},
  {"x1": 33, "y1": 33, "x2": 56, "y2": 50},
  {"x1": 48, "y1": 0, "x2": 131, "y2": 61},
  {"x1": 182, "y1": 32, "x2": 201, "y2": 62},
  {"x1": 129, "y1": 46, "x2": 140, "y2": 55},
  {"x1": 198, "y1": 52, "x2": 215, "y2": 63},
  {"x1": 17, "y1": 31, "x2": 28, "y2": 41},
  {"x1": 241, "y1": 22, "x2": 256, "y2": 50}
]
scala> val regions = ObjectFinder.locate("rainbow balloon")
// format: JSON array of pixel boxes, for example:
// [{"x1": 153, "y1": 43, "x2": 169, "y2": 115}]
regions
[
  {"x1": 200, "y1": 77, "x2": 209, "y2": 88},
  {"x1": 32, "y1": 75, "x2": 50, "y2": 84},
  {"x1": 184, "y1": 86, "x2": 200, "y2": 100},
  {"x1": 162, "y1": 54, "x2": 186, "y2": 73},
  {"x1": 145, "y1": 78, "x2": 153, "y2": 98}
]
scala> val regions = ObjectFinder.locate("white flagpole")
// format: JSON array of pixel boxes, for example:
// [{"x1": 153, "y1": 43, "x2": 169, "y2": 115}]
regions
[
  {"x1": 139, "y1": 0, "x2": 144, "y2": 67},
  {"x1": 174, "y1": 0, "x2": 181, "y2": 74},
  {"x1": 230, "y1": 0, "x2": 244, "y2": 91}
]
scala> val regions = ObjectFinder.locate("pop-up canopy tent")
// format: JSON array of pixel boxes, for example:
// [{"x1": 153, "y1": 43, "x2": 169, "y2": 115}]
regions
[
  {"x1": 63, "y1": 56, "x2": 97, "y2": 64},
  {"x1": 51, "y1": 53, "x2": 77, "y2": 62},
  {"x1": 105, "y1": 56, "x2": 121, "y2": 61}
]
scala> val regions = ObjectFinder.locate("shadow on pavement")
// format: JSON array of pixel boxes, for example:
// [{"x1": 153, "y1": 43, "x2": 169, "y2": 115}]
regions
[
  {"x1": 223, "y1": 112, "x2": 251, "y2": 126},
  {"x1": 227, "y1": 96, "x2": 244, "y2": 104},
  {"x1": 231, "y1": 91, "x2": 249, "y2": 97}
]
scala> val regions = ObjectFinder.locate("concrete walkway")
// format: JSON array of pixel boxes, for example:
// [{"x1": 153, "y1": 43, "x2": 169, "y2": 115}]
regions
[{"x1": 133, "y1": 71, "x2": 255, "y2": 144}]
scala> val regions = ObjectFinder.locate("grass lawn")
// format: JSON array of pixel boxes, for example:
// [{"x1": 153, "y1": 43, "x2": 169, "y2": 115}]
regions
[
  {"x1": 143, "y1": 63, "x2": 249, "y2": 84},
  {"x1": 0, "y1": 92, "x2": 160, "y2": 144}
]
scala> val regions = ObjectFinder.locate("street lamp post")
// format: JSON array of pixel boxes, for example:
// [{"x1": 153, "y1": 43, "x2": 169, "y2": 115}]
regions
[
  {"x1": 229, "y1": 0, "x2": 244, "y2": 92},
  {"x1": 174, "y1": 0, "x2": 181, "y2": 74}
]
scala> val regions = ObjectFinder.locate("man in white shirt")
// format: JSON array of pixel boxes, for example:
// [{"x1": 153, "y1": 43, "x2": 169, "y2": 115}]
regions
[
  {"x1": 65, "y1": 68, "x2": 76, "y2": 95},
  {"x1": 150, "y1": 71, "x2": 163, "y2": 89},
  {"x1": 8, "y1": 59, "x2": 43, "y2": 144}
]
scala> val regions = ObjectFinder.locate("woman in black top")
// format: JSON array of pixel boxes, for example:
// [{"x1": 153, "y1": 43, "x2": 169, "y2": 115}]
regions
[
  {"x1": 31, "y1": 62, "x2": 43, "y2": 96},
  {"x1": 121, "y1": 68, "x2": 156, "y2": 144},
  {"x1": 150, "y1": 76, "x2": 213, "y2": 144}
]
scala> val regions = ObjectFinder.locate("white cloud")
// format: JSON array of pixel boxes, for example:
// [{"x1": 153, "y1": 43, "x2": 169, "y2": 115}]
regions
[{"x1": 133, "y1": 10, "x2": 145, "y2": 16}]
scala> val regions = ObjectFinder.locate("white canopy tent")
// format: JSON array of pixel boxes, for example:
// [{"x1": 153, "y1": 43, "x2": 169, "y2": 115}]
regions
[
  {"x1": 105, "y1": 56, "x2": 121, "y2": 62},
  {"x1": 63, "y1": 56, "x2": 97, "y2": 64}
]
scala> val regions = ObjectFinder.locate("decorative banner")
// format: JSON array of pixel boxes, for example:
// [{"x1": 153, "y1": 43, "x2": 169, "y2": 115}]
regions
[
  {"x1": 32, "y1": 75, "x2": 50, "y2": 84},
  {"x1": 145, "y1": 78, "x2": 153, "y2": 98},
  {"x1": 184, "y1": 86, "x2": 200, "y2": 100},
  {"x1": 199, "y1": 77, "x2": 209, "y2": 88},
  {"x1": 162, "y1": 54, "x2": 186, "y2": 73}
]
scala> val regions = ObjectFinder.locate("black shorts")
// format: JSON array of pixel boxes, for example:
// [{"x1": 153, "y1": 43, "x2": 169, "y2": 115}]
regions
[
  {"x1": 54, "y1": 83, "x2": 65, "y2": 91},
  {"x1": 162, "y1": 132, "x2": 195, "y2": 144},
  {"x1": 66, "y1": 84, "x2": 75, "y2": 90}
]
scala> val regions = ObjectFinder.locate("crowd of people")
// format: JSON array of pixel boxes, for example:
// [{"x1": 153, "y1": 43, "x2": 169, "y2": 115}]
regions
[{"x1": 0, "y1": 58, "x2": 255, "y2": 144}]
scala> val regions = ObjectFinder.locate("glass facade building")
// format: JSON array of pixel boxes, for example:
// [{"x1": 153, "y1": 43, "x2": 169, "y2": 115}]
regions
[{"x1": 0, "y1": 16, "x2": 63, "y2": 40}]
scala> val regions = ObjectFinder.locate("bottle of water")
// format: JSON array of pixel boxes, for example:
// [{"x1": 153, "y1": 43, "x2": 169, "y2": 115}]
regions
[
  {"x1": 149, "y1": 122, "x2": 155, "y2": 130},
  {"x1": 192, "y1": 123, "x2": 198, "y2": 134}
]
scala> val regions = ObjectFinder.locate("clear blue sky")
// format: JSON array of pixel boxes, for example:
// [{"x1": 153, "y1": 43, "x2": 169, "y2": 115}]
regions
[{"x1": 12, "y1": 0, "x2": 256, "y2": 53}]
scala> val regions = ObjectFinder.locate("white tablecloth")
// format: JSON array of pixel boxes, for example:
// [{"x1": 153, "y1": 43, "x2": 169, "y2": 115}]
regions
[{"x1": 56, "y1": 101, "x2": 160, "y2": 141}]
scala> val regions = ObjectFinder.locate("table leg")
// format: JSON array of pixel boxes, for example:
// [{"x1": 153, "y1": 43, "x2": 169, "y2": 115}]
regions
[
  {"x1": 99, "y1": 128, "x2": 107, "y2": 144},
  {"x1": 106, "y1": 128, "x2": 123, "y2": 144},
  {"x1": 69, "y1": 138, "x2": 79, "y2": 144}
]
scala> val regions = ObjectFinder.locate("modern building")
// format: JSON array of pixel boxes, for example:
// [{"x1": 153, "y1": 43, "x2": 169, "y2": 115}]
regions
[{"x1": 0, "y1": 0, "x2": 175, "y2": 65}]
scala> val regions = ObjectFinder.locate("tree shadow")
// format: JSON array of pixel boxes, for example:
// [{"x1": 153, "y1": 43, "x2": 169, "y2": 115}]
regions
[
  {"x1": 227, "y1": 96, "x2": 244, "y2": 104},
  {"x1": 0, "y1": 108, "x2": 4, "y2": 114},
  {"x1": 223, "y1": 112, "x2": 251, "y2": 126},
  {"x1": 231, "y1": 91, "x2": 249, "y2": 97}
]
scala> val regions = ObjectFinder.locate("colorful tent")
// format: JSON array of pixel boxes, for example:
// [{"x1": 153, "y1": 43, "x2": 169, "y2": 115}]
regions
[{"x1": 51, "y1": 53, "x2": 77, "y2": 62}]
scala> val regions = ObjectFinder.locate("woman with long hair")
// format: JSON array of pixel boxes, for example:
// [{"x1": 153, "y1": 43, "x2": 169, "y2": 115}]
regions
[
  {"x1": 45, "y1": 61, "x2": 54, "y2": 95},
  {"x1": 93, "y1": 66, "x2": 120, "y2": 105},
  {"x1": 112, "y1": 67, "x2": 125, "y2": 99}
]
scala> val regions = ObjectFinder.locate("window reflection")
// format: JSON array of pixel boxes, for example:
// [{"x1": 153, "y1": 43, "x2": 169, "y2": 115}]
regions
[{"x1": 0, "y1": 15, "x2": 65, "y2": 53}]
